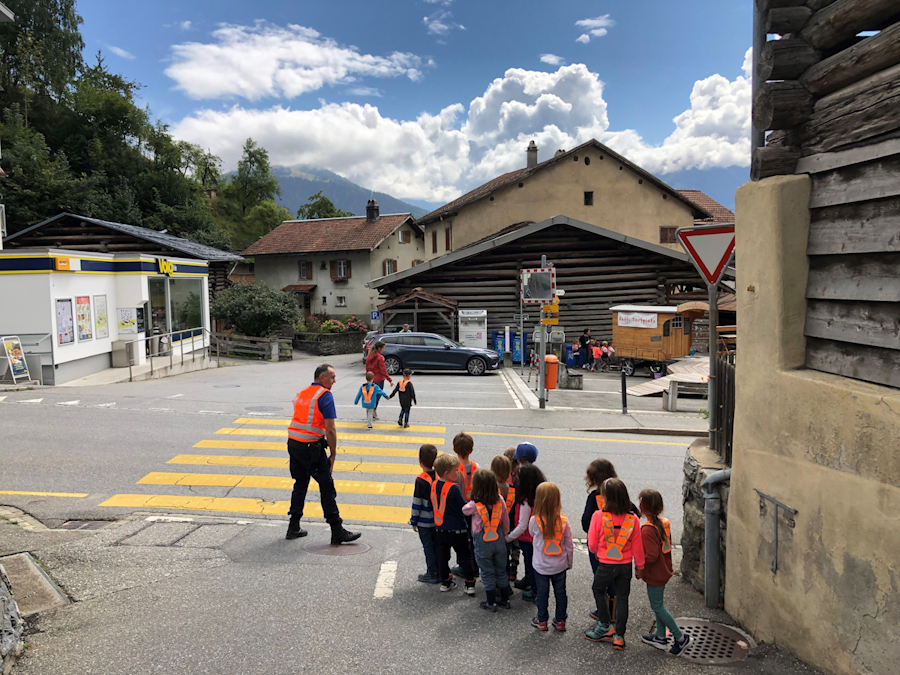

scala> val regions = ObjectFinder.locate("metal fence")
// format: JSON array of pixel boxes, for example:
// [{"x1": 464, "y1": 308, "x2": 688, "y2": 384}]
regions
[{"x1": 714, "y1": 351, "x2": 736, "y2": 465}]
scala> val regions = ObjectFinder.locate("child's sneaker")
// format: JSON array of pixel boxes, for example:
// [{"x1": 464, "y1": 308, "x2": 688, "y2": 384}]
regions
[
  {"x1": 522, "y1": 589, "x2": 536, "y2": 602},
  {"x1": 479, "y1": 601, "x2": 497, "y2": 613},
  {"x1": 404, "y1": 422, "x2": 409, "y2": 428},
  {"x1": 496, "y1": 599, "x2": 511, "y2": 610},
  {"x1": 451, "y1": 565, "x2": 462, "y2": 576},
  {"x1": 367, "y1": 424, "x2": 373, "y2": 429},
  {"x1": 589, "y1": 608, "x2": 600, "y2": 621},
  {"x1": 613, "y1": 635, "x2": 626, "y2": 651},
  {"x1": 513, "y1": 578, "x2": 530, "y2": 590},
  {"x1": 552, "y1": 619, "x2": 567, "y2": 632},
  {"x1": 531, "y1": 618, "x2": 548, "y2": 631},
  {"x1": 398, "y1": 420, "x2": 403, "y2": 427},
  {"x1": 464, "y1": 582, "x2": 476, "y2": 596},
  {"x1": 584, "y1": 623, "x2": 615, "y2": 642},
  {"x1": 417, "y1": 573, "x2": 440, "y2": 584},
  {"x1": 669, "y1": 634, "x2": 691, "y2": 657},
  {"x1": 641, "y1": 634, "x2": 669, "y2": 650},
  {"x1": 440, "y1": 580, "x2": 457, "y2": 592}
]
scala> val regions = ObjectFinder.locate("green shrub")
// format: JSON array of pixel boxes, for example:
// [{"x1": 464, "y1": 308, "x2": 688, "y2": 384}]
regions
[
  {"x1": 211, "y1": 282, "x2": 300, "y2": 337},
  {"x1": 320, "y1": 319, "x2": 345, "y2": 333}
]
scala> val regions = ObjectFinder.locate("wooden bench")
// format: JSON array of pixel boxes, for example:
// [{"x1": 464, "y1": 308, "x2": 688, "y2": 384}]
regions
[{"x1": 662, "y1": 380, "x2": 708, "y2": 412}]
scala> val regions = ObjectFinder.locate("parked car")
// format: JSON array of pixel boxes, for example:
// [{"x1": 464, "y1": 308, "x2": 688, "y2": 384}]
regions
[{"x1": 375, "y1": 332, "x2": 500, "y2": 375}]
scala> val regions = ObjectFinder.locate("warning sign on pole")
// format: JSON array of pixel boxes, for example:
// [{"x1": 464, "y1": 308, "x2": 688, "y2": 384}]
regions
[{"x1": 676, "y1": 225, "x2": 735, "y2": 286}]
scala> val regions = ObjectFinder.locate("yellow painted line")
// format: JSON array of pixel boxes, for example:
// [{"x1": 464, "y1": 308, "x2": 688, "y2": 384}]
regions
[
  {"x1": 0, "y1": 490, "x2": 89, "y2": 498},
  {"x1": 98, "y1": 494, "x2": 409, "y2": 524},
  {"x1": 137, "y1": 472, "x2": 413, "y2": 497},
  {"x1": 234, "y1": 418, "x2": 446, "y2": 434},
  {"x1": 193, "y1": 440, "x2": 422, "y2": 458},
  {"x1": 466, "y1": 431, "x2": 689, "y2": 446},
  {"x1": 215, "y1": 427, "x2": 443, "y2": 445},
  {"x1": 167, "y1": 454, "x2": 422, "y2": 476}
]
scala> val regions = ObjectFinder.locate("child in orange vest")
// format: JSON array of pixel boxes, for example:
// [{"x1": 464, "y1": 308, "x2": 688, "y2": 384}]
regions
[
  {"x1": 529, "y1": 482, "x2": 573, "y2": 631},
  {"x1": 638, "y1": 489, "x2": 691, "y2": 656},
  {"x1": 354, "y1": 371, "x2": 388, "y2": 428},
  {"x1": 585, "y1": 478, "x2": 645, "y2": 651},
  {"x1": 505, "y1": 463, "x2": 547, "y2": 601},
  {"x1": 503, "y1": 447, "x2": 522, "y2": 584},
  {"x1": 462, "y1": 469, "x2": 511, "y2": 611},
  {"x1": 432, "y1": 453, "x2": 477, "y2": 594},
  {"x1": 491, "y1": 455, "x2": 512, "y2": 510},
  {"x1": 388, "y1": 368, "x2": 416, "y2": 428},
  {"x1": 410, "y1": 444, "x2": 440, "y2": 584}
]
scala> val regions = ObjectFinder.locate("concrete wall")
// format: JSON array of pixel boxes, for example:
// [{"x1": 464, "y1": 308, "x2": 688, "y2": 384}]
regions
[
  {"x1": 424, "y1": 150, "x2": 696, "y2": 259},
  {"x1": 726, "y1": 175, "x2": 900, "y2": 675}
]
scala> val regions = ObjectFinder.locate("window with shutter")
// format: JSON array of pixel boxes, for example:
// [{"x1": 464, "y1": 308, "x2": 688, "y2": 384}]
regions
[
  {"x1": 398, "y1": 230, "x2": 411, "y2": 244},
  {"x1": 432, "y1": 230, "x2": 438, "y2": 254},
  {"x1": 659, "y1": 227, "x2": 677, "y2": 244},
  {"x1": 445, "y1": 228, "x2": 451, "y2": 251}
]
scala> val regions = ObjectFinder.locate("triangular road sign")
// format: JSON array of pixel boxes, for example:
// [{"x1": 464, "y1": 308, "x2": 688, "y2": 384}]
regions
[{"x1": 677, "y1": 225, "x2": 735, "y2": 286}]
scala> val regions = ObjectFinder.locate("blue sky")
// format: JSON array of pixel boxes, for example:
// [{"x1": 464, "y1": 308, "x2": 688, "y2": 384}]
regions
[{"x1": 79, "y1": 0, "x2": 752, "y2": 210}]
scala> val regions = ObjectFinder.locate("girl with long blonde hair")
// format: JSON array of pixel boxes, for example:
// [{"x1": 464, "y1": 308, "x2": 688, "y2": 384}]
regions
[{"x1": 527, "y1": 482, "x2": 573, "y2": 632}]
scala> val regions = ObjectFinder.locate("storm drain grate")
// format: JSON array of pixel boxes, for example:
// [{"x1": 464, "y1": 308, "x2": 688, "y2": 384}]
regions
[
  {"x1": 305, "y1": 542, "x2": 371, "y2": 556},
  {"x1": 676, "y1": 619, "x2": 750, "y2": 665},
  {"x1": 245, "y1": 406, "x2": 282, "y2": 412},
  {"x1": 59, "y1": 521, "x2": 109, "y2": 531}
]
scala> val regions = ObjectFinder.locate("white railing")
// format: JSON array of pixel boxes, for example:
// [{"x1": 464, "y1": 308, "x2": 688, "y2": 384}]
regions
[{"x1": 124, "y1": 327, "x2": 220, "y2": 382}]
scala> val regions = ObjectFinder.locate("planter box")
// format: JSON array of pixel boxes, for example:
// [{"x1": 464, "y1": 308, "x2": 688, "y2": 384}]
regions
[{"x1": 293, "y1": 331, "x2": 365, "y2": 357}]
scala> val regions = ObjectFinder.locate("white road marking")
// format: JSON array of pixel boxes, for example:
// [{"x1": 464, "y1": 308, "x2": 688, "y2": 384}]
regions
[
  {"x1": 0, "y1": 396, "x2": 6, "y2": 402},
  {"x1": 374, "y1": 560, "x2": 398, "y2": 599},
  {"x1": 147, "y1": 408, "x2": 173, "y2": 412},
  {"x1": 499, "y1": 371, "x2": 524, "y2": 409},
  {"x1": 167, "y1": 394, "x2": 184, "y2": 399},
  {"x1": 198, "y1": 410, "x2": 225, "y2": 414},
  {"x1": 94, "y1": 402, "x2": 116, "y2": 407},
  {"x1": 336, "y1": 405, "x2": 517, "y2": 411},
  {"x1": 57, "y1": 400, "x2": 80, "y2": 406},
  {"x1": 19, "y1": 398, "x2": 44, "y2": 404}
]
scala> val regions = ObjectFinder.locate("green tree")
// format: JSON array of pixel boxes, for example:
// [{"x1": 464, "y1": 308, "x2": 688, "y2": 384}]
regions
[
  {"x1": 224, "y1": 138, "x2": 279, "y2": 218},
  {"x1": 234, "y1": 199, "x2": 293, "y2": 251},
  {"x1": 296, "y1": 191, "x2": 354, "y2": 220},
  {"x1": 210, "y1": 282, "x2": 300, "y2": 337}
]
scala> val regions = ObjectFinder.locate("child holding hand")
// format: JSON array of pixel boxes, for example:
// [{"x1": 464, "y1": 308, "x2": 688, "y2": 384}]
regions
[
  {"x1": 528, "y1": 482, "x2": 573, "y2": 632},
  {"x1": 389, "y1": 368, "x2": 416, "y2": 428},
  {"x1": 462, "y1": 469, "x2": 511, "y2": 612},
  {"x1": 354, "y1": 371, "x2": 388, "y2": 428}
]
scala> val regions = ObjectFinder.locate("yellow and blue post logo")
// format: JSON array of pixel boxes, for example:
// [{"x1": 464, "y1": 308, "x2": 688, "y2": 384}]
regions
[{"x1": 157, "y1": 259, "x2": 176, "y2": 276}]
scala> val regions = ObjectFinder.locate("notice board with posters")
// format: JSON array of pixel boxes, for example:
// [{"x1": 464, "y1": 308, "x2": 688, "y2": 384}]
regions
[
  {"x1": 57, "y1": 299, "x2": 75, "y2": 345},
  {"x1": 76, "y1": 296, "x2": 93, "y2": 341},
  {"x1": 117, "y1": 308, "x2": 137, "y2": 334},
  {"x1": 94, "y1": 295, "x2": 109, "y2": 339},
  {"x1": 2, "y1": 336, "x2": 30, "y2": 383}
]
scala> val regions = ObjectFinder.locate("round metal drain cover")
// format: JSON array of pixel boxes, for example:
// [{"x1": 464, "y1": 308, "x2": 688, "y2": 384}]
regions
[
  {"x1": 305, "y1": 542, "x2": 371, "y2": 556},
  {"x1": 215, "y1": 384, "x2": 240, "y2": 388},
  {"x1": 676, "y1": 619, "x2": 750, "y2": 665},
  {"x1": 245, "y1": 405, "x2": 282, "y2": 412}
]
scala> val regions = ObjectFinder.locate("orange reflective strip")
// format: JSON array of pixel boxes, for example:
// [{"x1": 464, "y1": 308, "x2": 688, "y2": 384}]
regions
[
  {"x1": 660, "y1": 517, "x2": 672, "y2": 554},
  {"x1": 362, "y1": 385, "x2": 374, "y2": 404},
  {"x1": 476, "y1": 503, "x2": 501, "y2": 542},
  {"x1": 596, "y1": 494, "x2": 606, "y2": 511},
  {"x1": 505, "y1": 486, "x2": 516, "y2": 511},
  {"x1": 602, "y1": 513, "x2": 636, "y2": 560},
  {"x1": 460, "y1": 462, "x2": 478, "y2": 500},
  {"x1": 431, "y1": 480, "x2": 453, "y2": 526},
  {"x1": 540, "y1": 515, "x2": 567, "y2": 555}
]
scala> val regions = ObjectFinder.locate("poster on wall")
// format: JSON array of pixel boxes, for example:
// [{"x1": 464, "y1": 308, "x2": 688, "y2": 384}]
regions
[
  {"x1": 117, "y1": 308, "x2": 137, "y2": 334},
  {"x1": 616, "y1": 311, "x2": 658, "y2": 329},
  {"x1": 94, "y1": 295, "x2": 109, "y2": 339},
  {"x1": 2, "y1": 336, "x2": 30, "y2": 383},
  {"x1": 76, "y1": 296, "x2": 93, "y2": 341},
  {"x1": 57, "y1": 299, "x2": 75, "y2": 345}
]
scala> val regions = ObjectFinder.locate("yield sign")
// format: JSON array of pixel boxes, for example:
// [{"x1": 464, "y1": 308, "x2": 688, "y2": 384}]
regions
[{"x1": 677, "y1": 225, "x2": 735, "y2": 286}]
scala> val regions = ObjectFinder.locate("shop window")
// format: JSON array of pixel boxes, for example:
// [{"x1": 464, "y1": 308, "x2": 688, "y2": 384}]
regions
[
  {"x1": 584, "y1": 191, "x2": 593, "y2": 206},
  {"x1": 298, "y1": 260, "x2": 313, "y2": 280},
  {"x1": 169, "y1": 278, "x2": 204, "y2": 334},
  {"x1": 398, "y1": 229, "x2": 411, "y2": 244},
  {"x1": 432, "y1": 230, "x2": 438, "y2": 254},
  {"x1": 660, "y1": 226, "x2": 677, "y2": 244},
  {"x1": 336, "y1": 296, "x2": 347, "y2": 307}
]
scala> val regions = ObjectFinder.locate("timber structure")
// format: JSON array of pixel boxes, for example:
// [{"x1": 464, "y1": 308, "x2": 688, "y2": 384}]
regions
[{"x1": 751, "y1": 0, "x2": 900, "y2": 389}]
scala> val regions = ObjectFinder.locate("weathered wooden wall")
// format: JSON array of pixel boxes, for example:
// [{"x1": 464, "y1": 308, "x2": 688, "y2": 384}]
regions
[
  {"x1": 752, "y1": 0, "x2": 900, "y2": 389},
  {"x1": 373, "y1": 224, "x2": 704, "y2": 343}
]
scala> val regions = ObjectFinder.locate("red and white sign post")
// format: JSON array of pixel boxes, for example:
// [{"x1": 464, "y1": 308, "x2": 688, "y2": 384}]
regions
[{"x1": 677, "y1": 224, "x2": 735, "y2": 450}]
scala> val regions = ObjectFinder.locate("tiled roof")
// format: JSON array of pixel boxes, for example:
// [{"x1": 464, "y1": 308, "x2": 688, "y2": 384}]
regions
[
  {"x1": 418, "y1": 139, "x2": 712, "y2": 225},
  {"x1": 283, "y1": 284, "x2": 317, "y2": 292},
  {"x1": 243, "y1": 214, "x2": 415, "y2": 256},
  {"x1": 677, "y1": 190, "x2": 735, "y2": 225}
]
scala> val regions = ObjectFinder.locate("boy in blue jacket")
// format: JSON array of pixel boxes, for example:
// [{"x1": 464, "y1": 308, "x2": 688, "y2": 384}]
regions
[{"x1": 354, "y1": 371, "x2": 388, "y2": 428}]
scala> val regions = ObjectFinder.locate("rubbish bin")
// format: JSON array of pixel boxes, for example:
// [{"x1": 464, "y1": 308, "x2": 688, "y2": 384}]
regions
[
  {"x1": 544, "y1": 354, "x2": 559, "y2": 391},
  {"x1": 564, "y1": 344, "x2": 575, "y2": 367}
]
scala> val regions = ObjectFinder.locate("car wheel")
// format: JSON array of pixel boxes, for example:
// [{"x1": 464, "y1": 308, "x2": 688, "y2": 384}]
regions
[
  {"x1": 384, "y1": 356, "x2": 402, "y2": 376},
  {"x1": 466, "y1": 357, "x2": 486, "y2": 376},
  {"x1": 649, "y1": 363, "x2": 663, "y2": 374},
  {"x1": 621, "y1": 359, "x2": 635, "y2": 377}
]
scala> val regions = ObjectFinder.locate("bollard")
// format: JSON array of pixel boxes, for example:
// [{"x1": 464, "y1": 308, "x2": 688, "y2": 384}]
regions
[{"x1": 621, "y1": 369, "x2": 628, "y2": 415}]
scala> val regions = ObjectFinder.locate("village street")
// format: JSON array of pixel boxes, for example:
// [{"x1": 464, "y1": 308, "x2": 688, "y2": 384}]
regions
[{"x1": 0, "y1": 354, "x2": 818, "y2": 674}]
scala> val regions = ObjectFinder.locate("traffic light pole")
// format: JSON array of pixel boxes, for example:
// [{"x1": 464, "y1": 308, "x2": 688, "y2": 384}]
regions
[
  {"x1": 538, "y1": 314, "x2": 547, "y2": 409},
  {"x1": 708, "y1": 282, "x2": 718, "y2": 451}
]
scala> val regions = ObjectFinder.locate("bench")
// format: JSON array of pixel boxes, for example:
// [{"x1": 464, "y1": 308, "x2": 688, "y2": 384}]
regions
[{"x1": 662, "y1": 380, "x2": 708, "y2": 412}]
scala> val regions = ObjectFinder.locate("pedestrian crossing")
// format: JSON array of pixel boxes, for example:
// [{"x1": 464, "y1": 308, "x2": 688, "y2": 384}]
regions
[{"x1": 100, "y1": 416, "x2": 446, "y2": 525}]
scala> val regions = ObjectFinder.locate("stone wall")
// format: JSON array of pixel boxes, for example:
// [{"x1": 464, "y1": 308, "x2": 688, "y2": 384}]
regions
[
  {"x1": 0, "y1": 565, "x2": 23, "y2": 675},
  {"x1": 692, "y1": 317, "x2": 710, "y2": 354},
  {"x1": 293, "y1": 332, "x2": 365, "y2": 357},
  {"x1": 681, "y1": 439, "x2": 729, "y2": 602}
]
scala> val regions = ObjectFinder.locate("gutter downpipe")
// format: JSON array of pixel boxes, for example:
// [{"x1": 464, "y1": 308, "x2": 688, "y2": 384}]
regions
[{"x1": 702, "y1": 468, "x2": 732, "y2": 608}]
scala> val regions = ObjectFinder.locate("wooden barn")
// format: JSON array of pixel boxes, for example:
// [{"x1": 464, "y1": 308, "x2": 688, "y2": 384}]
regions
[{"x1": 366, "y1": 215, "x2": 709, "y2": 342}]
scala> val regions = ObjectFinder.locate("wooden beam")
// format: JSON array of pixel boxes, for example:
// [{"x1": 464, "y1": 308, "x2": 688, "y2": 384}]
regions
[
  {"x1": 806, "y1": 251, "x2": 900, "y2": 301},
  {"x1": 805, "y1": 299, "x2": 900, "y2": 349},
  {"x1": 755, "y1": 0, "x2": 807, "y2": 12},
  {"x1": 807, "y1": 196, "x2": 900, "y2": 254},
  {"x1": 806, "y1": 336, "x2": 900, "y2": 388},
  {"x1": 752, "y1": 144, "x2": 802, "y2": 179},
  {"x1": 753, "y1": 81, "x2": 814, "y2": 131},
  {"x1": 765, "y1": 6, "x2": 814, "y2": 33},
  {"x1": 809, "y1": 155, "x2": 900, "y2": 207},
  {"x1": 801, "y1": 0, "x2": 900, "y2": 50},
  {"x1": 759, "y1": 38, "x2": 822, "y2": 81},
  {"x1": 801, "y1": 19, "x2": 900, "y2": 96}
]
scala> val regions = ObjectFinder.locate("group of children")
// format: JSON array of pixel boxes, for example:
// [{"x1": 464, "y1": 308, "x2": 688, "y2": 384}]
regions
[
  {"x1": 573, "y1": 339, "x2": 616, "y2": 372},
  {"x1": 408, "y1": 434, "x2": 691, "y2": 657},
  {"x1": 354, "y1": 369, "x2": 417, "y2": 428}
]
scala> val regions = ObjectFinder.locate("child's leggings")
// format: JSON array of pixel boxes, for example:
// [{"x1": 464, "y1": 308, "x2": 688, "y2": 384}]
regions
[{"x1": 647, "y1": 585, "x2": 683, "y2": 639}]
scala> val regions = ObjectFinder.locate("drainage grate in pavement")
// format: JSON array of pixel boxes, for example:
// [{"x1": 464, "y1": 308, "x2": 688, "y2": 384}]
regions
[
  {"x1": 59, "y1": 521, "x2": 110, "y2": 531},
  {"x1": 245, "y1": 405, "x2": 282, "y2": 412},
  {"x1": 215, "y1": 384, "x2": 240, "y2": 388},
  {"x1": 676, "y1": 619, "x2": 750, "y2": 665},
  {"x1": 305, "y1": 542, "x2": 372, "y2": 556}
]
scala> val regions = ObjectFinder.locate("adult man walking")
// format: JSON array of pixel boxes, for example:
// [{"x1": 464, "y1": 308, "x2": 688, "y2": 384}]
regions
[{"x1": 286, "y1": 363, "x2": 361, "y2": 545}]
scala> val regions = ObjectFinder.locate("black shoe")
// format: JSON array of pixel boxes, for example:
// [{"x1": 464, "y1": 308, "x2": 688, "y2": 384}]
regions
[
  {"x1": 285, "y1": 519, "x2": 307, "y2": 540},
  {"x1": 331, "y1": 528, "x2": 362, "y2": 545},
  {"x1": 514, "y1": 578, "x2": 531, "y2": 590}
]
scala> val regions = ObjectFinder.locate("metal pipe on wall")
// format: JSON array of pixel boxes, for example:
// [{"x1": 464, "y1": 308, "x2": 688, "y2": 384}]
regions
[{"x1": 702, "y1": 468, "x2": 732, "y2": 608}]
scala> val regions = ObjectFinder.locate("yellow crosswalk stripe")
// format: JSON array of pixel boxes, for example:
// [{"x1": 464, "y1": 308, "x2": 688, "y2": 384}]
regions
[
  {"x1": 167, "y1": 454, "x2": 421, "y2": 475},
  {"x1": 137, "y1": 471, "x2": 414, "y2": 497},
  {"x1": 215, "y1": 427, "x2": 443, "y2": 445},
  {"x1": 0, "y1": 490, "x2": 89, "y2": 498},
  {"x1": 192, "y1": 440, "x2": 423, "y2": 458},
  {"x1": 466, "y1": 431, "x2": 689, "y2": 447},
  {"x1": 98, "y1": 494, "x2": 409, "y2": 524},
  {"x1": 233, "y1": 417, "x2": 446, "y2": 434}
]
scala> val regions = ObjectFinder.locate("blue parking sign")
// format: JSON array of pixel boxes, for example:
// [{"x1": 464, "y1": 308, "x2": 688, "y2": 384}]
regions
[{"x1": 370, "y1": 310, "x2": 381, "y2": 322}]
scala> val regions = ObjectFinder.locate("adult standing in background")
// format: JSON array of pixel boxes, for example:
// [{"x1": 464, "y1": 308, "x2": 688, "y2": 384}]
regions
[
  {"x1": 579, "y1": 329, "x2": 593, "y2": 370},
  {"x1": 400, "y1": 324, "x2": 412, "y2": 333},
  {"x1": 365, "y1": 341, "x2": 393, "y2": 420},
  {"x1": 285, "y1": 363, "x2": 361, "y2": 545}
]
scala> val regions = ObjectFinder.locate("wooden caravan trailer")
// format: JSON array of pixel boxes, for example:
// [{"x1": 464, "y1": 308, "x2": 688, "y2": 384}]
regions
[{"x1": 610, "y1": 304, "x2": 694, "y2": 376}]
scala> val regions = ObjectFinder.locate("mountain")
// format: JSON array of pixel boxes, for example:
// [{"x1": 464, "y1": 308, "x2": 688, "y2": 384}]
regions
[{"x1": 273, "y1": 166, "x2": 429, "y2": 219}]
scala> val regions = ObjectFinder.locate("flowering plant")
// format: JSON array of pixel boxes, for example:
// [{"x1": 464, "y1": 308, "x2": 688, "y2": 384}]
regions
[{"x1": 320, "y1": 319, "x2": 345, "y2": 333}]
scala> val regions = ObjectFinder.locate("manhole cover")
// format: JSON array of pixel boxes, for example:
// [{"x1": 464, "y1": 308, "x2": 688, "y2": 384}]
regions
[
  {"x1": 304, "y1": 542, "x2": 371, "y2": 556},
  {"x1": 59, "y1": 521, "x2": 109, "y2": 531},
  {"x1": 215, "y1": 384, "x2": 240, "y2": 388},
  {"x1": 676, "y1": 619, "x2": 750, "y2": 665},
  {"x1": 245, "y1": 406, "x2": 282, "y2": 412}
]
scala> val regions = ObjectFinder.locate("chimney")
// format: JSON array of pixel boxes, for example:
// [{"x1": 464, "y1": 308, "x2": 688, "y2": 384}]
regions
[
  {"x1": 366, "y1": 199, "x2": 379, "y2": 222},
  {"x1": 526, "y1": 140, "x2": 538, "y2": 169}
]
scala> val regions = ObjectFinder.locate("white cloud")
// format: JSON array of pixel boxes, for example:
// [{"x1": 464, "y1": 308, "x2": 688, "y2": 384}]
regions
[
  {"x1": 540, "y1": 54, "x2": 566, "y2": 66},
  {"x1": 347, "y1": 86, "x2": 382, "y2": 97},
  {"x1": 171, "y1": 51, "x2": 751, "y2": 201},
  {"x1": 165, "y1": 22, "x2": 426, "y2": 100},
  {"x1": 107, "y1": 45, "x2": 136, "y2": 60},
  {"x1": 424, "y1": 10, "x2": 464, "y2": 36},
  {"x1": 575, "y1": 15, "x2": 615, "y2": 42},
  {"x1": 179, "y1": 20, "x2": 192, "y2": 31}
]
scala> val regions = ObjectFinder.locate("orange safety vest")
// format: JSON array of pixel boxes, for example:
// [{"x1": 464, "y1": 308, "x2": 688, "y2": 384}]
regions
[
  {"x1": 538, "y1": 515, "x2": 568, "y2": 555},
  {"x1": 595, "y1": 494, "x2": 606, "y2": 511},
  {"x1": 601, "y1": 512, "x2": 639, "y2": 561},
  {"x1": 505, "y1": 486, "x2": 516, "y2": 511},
  {"x1": 287, "y1": 385, "x2": 327, "y2": 443},
  {"x1": 398, "y1": 377, "x2": 410, "y2": 392},
  {"x1": 475, "y1": 502, "x2": 501, "y2": 542},
  {"x1": 431, "y1": 479, "x2": 453, "y2": 526},
  {"x1": 361, "y1": 383, "x2": 375, "y2": 404},
  {"x1": 460, "y1": 461, "x2": 478, "y2": 500},
  {"x1": 418, "y1": 471, "x2": 434, "y2": 486},
  {"x1": 659, "y1": 516, "x2": 672, "y2": 554}
]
